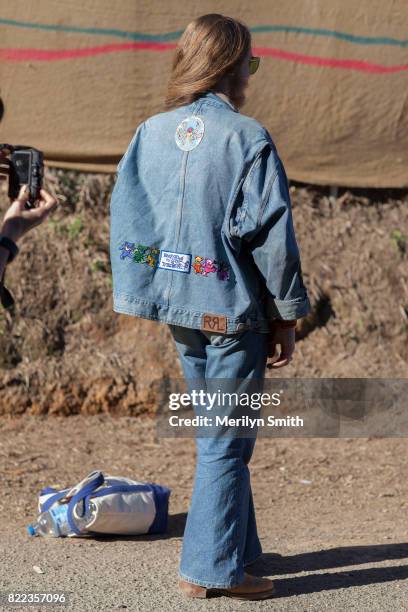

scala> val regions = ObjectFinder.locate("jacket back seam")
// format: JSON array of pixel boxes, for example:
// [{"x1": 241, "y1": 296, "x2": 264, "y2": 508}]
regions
[{"x1": 164, "y1": 98, "x2": 204, "y2": 306}]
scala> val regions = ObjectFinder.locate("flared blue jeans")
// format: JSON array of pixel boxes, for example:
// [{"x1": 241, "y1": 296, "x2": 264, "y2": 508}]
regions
[{"x1": 168, "y1": 324, "x2": 268, "y2": 588}]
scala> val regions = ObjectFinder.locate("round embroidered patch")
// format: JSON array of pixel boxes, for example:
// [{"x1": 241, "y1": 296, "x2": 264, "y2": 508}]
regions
[{"x1": 175, "y1": 116, "x2": 205, "y2": 151}]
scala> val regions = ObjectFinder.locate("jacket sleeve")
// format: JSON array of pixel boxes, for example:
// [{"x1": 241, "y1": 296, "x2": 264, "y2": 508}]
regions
[
  {"x1": 116, "y1": 121, "x2": 145, "y2": 175},
  {"x1": 229, "y1": 140, "x2": 311, "y2": 321}
]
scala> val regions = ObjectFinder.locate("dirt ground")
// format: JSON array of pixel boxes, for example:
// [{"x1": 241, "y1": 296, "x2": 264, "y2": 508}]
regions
[{"x1": 0, "y1": 415, "x2": 407, "y2": 611}]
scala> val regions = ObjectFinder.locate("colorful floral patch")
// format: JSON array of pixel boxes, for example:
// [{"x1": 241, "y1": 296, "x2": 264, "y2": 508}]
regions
[
  {"x1": 119, "y1": 243, "x2": 230, "y2": 280},
  {"x1": 175, "y1": 116, "x2": 205, "y2": 151},
  {"x1": 119, "y1": 242, "x2": 160, "y2": 268},
  {"x1": 119, "y1": 241, "x2": 136, "y2": 260},
  {"x1": 193, "y1": 255, "x2": 230, "y2": 281}
]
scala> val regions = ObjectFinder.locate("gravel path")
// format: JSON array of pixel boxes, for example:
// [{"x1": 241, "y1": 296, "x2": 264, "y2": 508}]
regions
[{"x1": 0, "y1": 416, "x2": 407, "y2": 611}]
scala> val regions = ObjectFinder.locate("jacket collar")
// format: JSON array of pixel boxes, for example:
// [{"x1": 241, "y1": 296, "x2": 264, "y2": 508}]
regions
[{"x1": 199, "y1": 90, "x2": 239, "y2": 113}]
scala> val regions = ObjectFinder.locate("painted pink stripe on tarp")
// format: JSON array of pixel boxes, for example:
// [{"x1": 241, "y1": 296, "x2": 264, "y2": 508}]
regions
[
  {"x1": 1, "y1": 41, "x2": 407, "y2": 74},
  {"x1": 253, "y1": 45, "x2": 408, "y2": 74},
  {"x1": 0, "y1": 41, "x2": 176, "y2": 60}
]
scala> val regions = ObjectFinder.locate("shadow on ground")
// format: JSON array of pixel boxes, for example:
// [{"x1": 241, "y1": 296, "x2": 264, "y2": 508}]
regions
[
  {"x1": 74, "y1": 515, "x2": 408, "y2": 599},
  {"x1": 248, "y1": 544, "x2": 408, "y2": 597}
]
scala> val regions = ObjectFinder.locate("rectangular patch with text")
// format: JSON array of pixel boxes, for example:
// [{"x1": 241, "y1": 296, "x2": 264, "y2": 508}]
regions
[
  {"x1": 158, "y1": 250, "x2": 192, "y2": 273},
  {"x1": 201, "y1": 313, "x2": 227, "y2": 333}
]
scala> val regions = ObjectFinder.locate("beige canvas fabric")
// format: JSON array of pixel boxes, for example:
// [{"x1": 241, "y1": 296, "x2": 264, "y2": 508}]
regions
[{"x1": 0, "y1": 0, "x2": 406, "y2": 186}]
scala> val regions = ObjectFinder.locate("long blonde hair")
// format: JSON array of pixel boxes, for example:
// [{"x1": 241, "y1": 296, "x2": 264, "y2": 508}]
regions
[{"x1": 164, "y1": 14, "x2": 251, "y2": 111}]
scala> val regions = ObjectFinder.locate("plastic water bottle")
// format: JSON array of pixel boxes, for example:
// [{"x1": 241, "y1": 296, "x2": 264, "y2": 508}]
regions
[
  {"x1": 27, "y1": 501, "x2": 97, "y2": 537},
  {"x1": 27, "y1": 503, "x2": 71, "y2": 537}
]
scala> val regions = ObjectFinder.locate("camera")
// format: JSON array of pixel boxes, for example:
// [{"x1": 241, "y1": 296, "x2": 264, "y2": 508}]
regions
[{"x1": 0, "y1": 144, "x2": 44, "y2": 208}]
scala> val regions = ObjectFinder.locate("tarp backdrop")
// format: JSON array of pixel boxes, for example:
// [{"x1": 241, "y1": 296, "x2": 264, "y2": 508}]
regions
[{"x1": 0, "y1": 0, "x2": 407, "y2": 186}]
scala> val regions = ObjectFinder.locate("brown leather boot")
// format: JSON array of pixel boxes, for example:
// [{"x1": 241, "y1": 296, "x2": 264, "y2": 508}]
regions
[{"x1": 179, "y1": 572, "x2": 275, "y2": 600}]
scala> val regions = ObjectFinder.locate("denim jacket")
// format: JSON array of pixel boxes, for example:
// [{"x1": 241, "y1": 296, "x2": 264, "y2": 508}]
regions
[{"x1": 109, "y1": 90, "x2": 311, "y2": 334}]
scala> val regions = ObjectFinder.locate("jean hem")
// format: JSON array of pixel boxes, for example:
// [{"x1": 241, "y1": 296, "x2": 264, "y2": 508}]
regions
[{"x1": 179, "y1": 569, "x2": 245, "y2": 589}]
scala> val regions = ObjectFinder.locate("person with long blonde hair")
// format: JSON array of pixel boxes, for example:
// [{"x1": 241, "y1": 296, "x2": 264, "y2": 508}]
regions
[{"x1": 110, "y1": 13, "x2": 310, "y2": 600}]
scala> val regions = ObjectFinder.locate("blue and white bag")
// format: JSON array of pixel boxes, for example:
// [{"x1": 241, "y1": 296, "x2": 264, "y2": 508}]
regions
[{"x1": 38, "y1": 470, "x2": 171, "y2": 537}]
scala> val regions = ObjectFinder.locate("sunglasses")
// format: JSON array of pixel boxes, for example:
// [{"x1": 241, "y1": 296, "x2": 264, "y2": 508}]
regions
[{"x1": 249, "y1": 56, "x2": 260, "y2": 75}]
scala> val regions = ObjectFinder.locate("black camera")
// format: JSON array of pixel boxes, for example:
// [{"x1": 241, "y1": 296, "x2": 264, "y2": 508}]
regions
[{"x1": 0, "y1": 144, "x2": 44, "y2": 208}]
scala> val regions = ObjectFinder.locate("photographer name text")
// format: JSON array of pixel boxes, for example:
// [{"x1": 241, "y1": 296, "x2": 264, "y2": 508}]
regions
[{"x1": 168, "y1": 415, "x2": 304, "y2": 428}]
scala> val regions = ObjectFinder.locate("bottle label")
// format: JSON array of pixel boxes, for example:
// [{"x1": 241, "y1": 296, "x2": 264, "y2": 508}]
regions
[{"x1": 49, "y1": 503, "x2": 71, "y2": 536}]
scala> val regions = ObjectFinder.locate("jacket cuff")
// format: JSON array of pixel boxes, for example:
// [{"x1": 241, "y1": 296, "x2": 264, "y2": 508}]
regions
[{"x1": 265, "y1": 292, "x2": 312, "y2": 320}]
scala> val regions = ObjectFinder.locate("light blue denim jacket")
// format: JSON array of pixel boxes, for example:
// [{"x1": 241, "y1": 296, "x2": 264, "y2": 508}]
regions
[{"x1": 109, "y1": 90, "x2": 311, "y2": 334}]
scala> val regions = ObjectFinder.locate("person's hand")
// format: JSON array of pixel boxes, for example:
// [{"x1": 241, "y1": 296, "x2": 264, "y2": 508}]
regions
[
  {"x1": 266, "y1": 323, "x2": 296, "y2": 369},
  {"x1": 1, "y1": 184, "x2": 58, "y2": 243}
]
